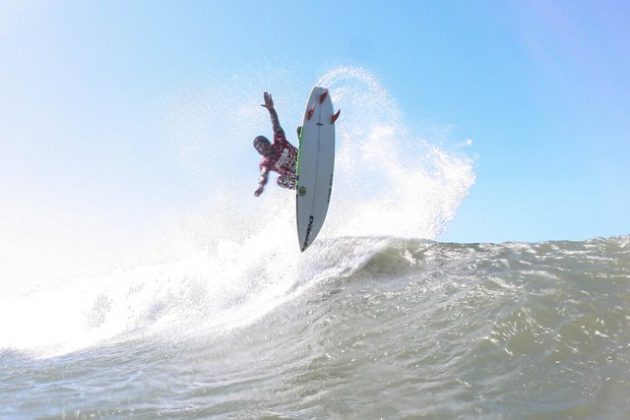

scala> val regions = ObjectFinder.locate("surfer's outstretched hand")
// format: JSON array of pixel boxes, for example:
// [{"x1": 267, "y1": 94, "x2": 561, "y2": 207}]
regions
[
  {"x1": 254, "y1": 186, "x2": 264, "y2": 197},
  {"x1": 261, "y1": 92, "x2": 274, "y2": 109}
]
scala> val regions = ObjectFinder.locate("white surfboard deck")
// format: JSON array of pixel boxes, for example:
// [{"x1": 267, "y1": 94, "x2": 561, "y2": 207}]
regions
[{"x1": 296, "y1": 86, "x2": 338, "y2": 252}]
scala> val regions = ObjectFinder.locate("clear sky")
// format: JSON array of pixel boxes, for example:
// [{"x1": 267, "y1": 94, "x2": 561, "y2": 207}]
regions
[{"x1": 2, "y1": 0, "x2": 629, "y2": 248}]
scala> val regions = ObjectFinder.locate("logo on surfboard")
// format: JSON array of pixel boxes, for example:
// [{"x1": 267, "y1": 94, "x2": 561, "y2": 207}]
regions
[{"x1": 303, "y1": 215, "x2": 314, "y2": 250}]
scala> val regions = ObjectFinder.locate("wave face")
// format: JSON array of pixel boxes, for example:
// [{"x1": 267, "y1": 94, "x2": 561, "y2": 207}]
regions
[{"x1": 2, "y1": 236, "x2": 629, "y2": 418}]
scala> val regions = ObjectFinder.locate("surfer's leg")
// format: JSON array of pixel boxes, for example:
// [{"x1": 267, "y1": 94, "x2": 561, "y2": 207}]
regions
[{"x1": 277, "y1": 175, "x2": 296, "y2": 190}]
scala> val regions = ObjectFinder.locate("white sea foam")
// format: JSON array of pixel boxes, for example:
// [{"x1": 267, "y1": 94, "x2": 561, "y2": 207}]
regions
[{"x1": 0, "y1": 66, "x2": 475, "y2": 357}]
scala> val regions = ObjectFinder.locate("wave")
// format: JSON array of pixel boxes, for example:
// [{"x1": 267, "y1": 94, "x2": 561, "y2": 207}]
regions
[
  {"x1": 3, "y1": 234, "x2": 626, "y2": 358},
  {"x1": 1, "y1": 65, "x2": 479, "y2": 358}
]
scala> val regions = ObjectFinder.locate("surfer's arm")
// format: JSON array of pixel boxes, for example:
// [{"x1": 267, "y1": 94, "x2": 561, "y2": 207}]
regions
[
  {"x1": 261, "y1": 92, "x2": 286, "y2": 142},
  {"x1": 254, "y1": 166, "x2": 269, "y2": 197}
]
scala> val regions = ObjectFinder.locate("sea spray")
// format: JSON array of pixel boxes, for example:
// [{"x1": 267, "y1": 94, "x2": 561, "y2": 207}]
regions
[
  {"x1": 317, "y1": 66, "x2": 475, "y2": 239},
  {"x1": 0, "y1": 66, "x2": 475, "y2": 357}
]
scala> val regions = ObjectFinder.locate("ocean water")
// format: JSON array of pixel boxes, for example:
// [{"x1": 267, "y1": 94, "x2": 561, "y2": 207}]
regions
[
  {"x1": 1, "y1": 236, "x2": 629, "y2": 418},
  {"x1": 2, "y1": 68, "x2": 628, "y2": 418}
]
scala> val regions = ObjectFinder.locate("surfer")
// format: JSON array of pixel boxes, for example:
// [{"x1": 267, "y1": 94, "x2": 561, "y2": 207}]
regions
[{"x1": 253, "y1": 92, "x2": 298, "y2": 197}]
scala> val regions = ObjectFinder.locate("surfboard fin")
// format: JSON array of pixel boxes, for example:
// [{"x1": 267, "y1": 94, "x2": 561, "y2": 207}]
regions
[
  {"x1": 307, "y1": 104, "x2": 316, "y2": 120},
  {"x1": 331, "y1": 109, "x2": 341, "y2": 124},
  {"x1": 319, "y1": 90, "x2": 328, "y2": 104}
]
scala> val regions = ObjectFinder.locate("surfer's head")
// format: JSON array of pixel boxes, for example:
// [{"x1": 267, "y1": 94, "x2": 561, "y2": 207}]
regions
[{"x1": 254, "y1": 135, "x2": 273, "y2": 157}]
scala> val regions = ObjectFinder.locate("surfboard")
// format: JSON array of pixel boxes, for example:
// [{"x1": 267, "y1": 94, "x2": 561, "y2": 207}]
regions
[{"x1": 296, "y1": 86, "x2": 340, "y2": 252}]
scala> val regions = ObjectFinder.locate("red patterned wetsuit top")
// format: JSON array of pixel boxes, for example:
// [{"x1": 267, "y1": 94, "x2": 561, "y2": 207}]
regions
[{"x1": 259, "y1": 106, "x2": 297, "y2": 189}]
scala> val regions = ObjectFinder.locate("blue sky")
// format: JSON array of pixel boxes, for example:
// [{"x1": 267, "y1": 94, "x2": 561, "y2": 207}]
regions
[{"x1": 1, "y1": 0, "x2": 629, "y2": 245}]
